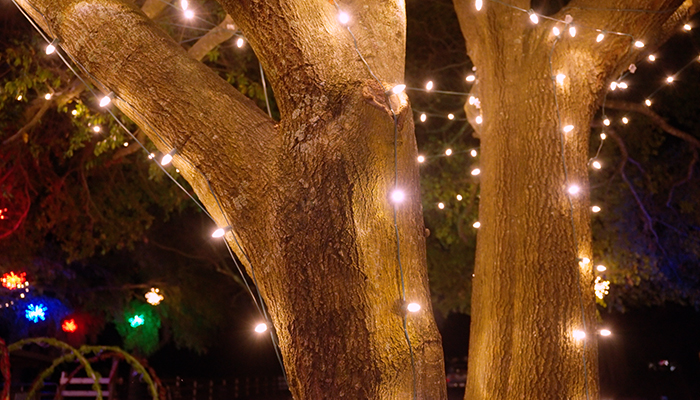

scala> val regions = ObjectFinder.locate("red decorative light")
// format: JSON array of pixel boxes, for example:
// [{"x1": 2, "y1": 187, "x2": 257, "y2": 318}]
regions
[
  {"x1": 62, "y1": 319, "x2": 78, "y2": 333},
  {"x1": 0, "y1": 208, "x2": 7, "y2": 220},
  {"x1": 1, "y1": 271, "x2": 27, "y2": 290}
]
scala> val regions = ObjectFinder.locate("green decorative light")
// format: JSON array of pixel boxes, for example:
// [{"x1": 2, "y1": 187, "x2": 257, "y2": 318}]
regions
[{"x1": 129, "y1": 314, "x2": 145, "y2": 328}]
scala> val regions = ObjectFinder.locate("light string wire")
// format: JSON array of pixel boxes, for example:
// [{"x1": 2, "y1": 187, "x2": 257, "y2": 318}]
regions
[
  {"x1": 331, "y1": 1, "x2": 418, "y2": 398},
  {"x1": 11, "y1": 0, "x2": 288, "y2": 381}
]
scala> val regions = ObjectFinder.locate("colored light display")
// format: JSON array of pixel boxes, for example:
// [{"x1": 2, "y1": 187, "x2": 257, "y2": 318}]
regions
[
  {"x1": 1, "y1": 271, "x2": 27, "y2": 290},
  {"x1": 62, "y1": 318, "x2": 78, "y2": 332},
  {"x1": 144, "y1": 288, "x2": 164, "y2": 306},
  {"x1": 0, "y1": 207, "x2": 7, "y2": 220},
  {"x1": 25, "y1": 303, "x2": 47, "y2": 323},
  {"x1": 129, "y1": 314, "x2": 145, "y2": 328}
]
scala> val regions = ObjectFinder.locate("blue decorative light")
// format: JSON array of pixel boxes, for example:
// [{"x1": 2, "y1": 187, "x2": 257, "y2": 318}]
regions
[
  {"x1": 25, "y1": 303, "x2": 48, "y2": 323},
  {"x1": 129, "y1": 314, "x2": 145, "y2": 328}
]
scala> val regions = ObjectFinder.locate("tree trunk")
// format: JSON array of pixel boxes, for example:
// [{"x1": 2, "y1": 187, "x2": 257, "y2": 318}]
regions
[{"x1": 16, "y1": 0, "x2": 447, "y2": 398}]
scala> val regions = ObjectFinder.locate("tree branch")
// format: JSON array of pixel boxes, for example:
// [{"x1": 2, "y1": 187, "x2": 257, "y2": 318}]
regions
[
  {"x1": 186, "y1": 15, "x2": 235, "y2": 61},
  {"x1": 666, "y1": 148, "x2": 698, "y2": 207}
]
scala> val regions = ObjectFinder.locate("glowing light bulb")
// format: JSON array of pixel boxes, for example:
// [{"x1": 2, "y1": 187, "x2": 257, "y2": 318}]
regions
[
  {"x1": 645, "y1": 99, "x2": 652, "y2": 106},
  {"x1": 184, "y1": 9, "x2": 194, "y2": 19},
  {"x1": 634, "y1": 41, "x2": 645, "y2": 48},
  {"x1": 338, "y1": 11, "x2": 350, "y2": 25},
  {"x1": 622, "y1": 117, "x2": 629, "y2": 124},
  {"x1": 599, "y1": 329, "x2": 611, "y2": 336},
  {"x1": 596, "y1": 33, "x2": 605, "y2": 42},
  {"x1": 683, "y1": 23, "x2": 692, "y2": 31},
  {"x1": 406, "y1": 302, "x2": 421, "y2": 312},
  {"x1": 592, "y1": 160, "x2": 602, "y2": 169},
  {"x1": 569, "y1": 25, "x2": 576, "y2": 37},
  {"x1": 148, "y1": 153, "x2": 155, "y2": 160},
  {"x1": 475, "y1": 0, "x2": 482, "y2": 11},
  {"x1": 456, "y1": 194, "x2": 463, "y2": 201},
  {"x1": 71, "y1": 109, "x2": 78, "y2": 116},
  {"x1": 528, "y1": 10, "x2": 539, "y2": 24},
  {"x1": 161, "y1": 153, "x2": 173, "y2": 166},
  {"x1": 123, "y1": 142, "x2": 129, "y2": 147},
  {"x1": 417, "y1": 155, "x2": 425, "y2": 163},
  {"x1": 62, "y1": 319, "x2": 78, "y2": 333},
  {"x1": 46, "y1": 39, "x2": 58, "y2": 55},
  {"x1": 648, "y1": 54, "x2": 656, "y2": 62},
  {"x1": 92, "y1": 126, "x2": 101, "y2": 133},
  {"x1": 568, "y1": 185, "x2": 580, "y2": 195},
  {"x1": 473, "y1": 221, "x2": 481, "y2": 228},
  {"x1": 390, "y1": 84, "x2": 406, "y2": 95},
  {"x1": 44, "y1": 93, "x2": 52, "y2": 100},
  {"x1": 233, "y1": 37, "x2": 244, "y2": 48},
  {"x1": 563, "y1": 125, "x2": 574, "y2": 133},
  {"x1": 470, "y1": 149, "x2": 478, "y2": 157},
  {"x1": 99, "y1": 92, "x2": 113, "y2": 107},
  {"x1": 426, "y1": 81, "x2": 433, "y2": 91},
  {"x1": 475, "y1": 115, "x2": 483, "y2": 124},
  {"x1": 466, "y1": 74, "x2": 476, "y2": 82},
  {"x1": 573, "y1": 330, "x2": 586, "y2": 340},
  {"x1": 603, "y1": 119, "x2": 610, "y2": 126},
  {"x1": 580, "y1": 257, "x2": 590, "y2": 265},
  {"x1": 556, "y1": 74, "x2": 566, "y2": 85},
  {"x1": 471, "y1": 168, "x2": 481, "y2": 176},
  {"x1": 420, "y1": 113, "x2": 427, "y2": 122},
  {"x1": 468, "y1": 96, "x2": 476, "y2": 105},
  {"x1": 600, "y1": 133, "x2": 607, "y2": 140},
  {"x1": 552, "y1": 27, "x2": 561, "y2": 36},
  {"x1": 391, "y1": 189, "x2": 405, "y2": 203},
  {"x1": 445, "y1": 148, "x2": 452, "y2": 156},
  {"x1": 181, "y1": 0, "x2": 188, "y2": 9},
  {"x1": 610, "y1": 82, "x2": 617, "y2": 91},
  {"x1": 17, "y1": 95, "x2": 22, "y2": 101},
  {"x1": 591, "y1": 205, "x2": 601, "y2": 213},
  {"x1": 437, "y1": 202, "x2": 445, "y2": 209},
  {"x1": 596, "y1": 265, "x2": 607, "y2": 272},
  {"x1": 618, "y1": 82, "x2": 628, "y2": 89},
  {"x1": 145, "y1": 288, "x2": 164, "y2": 305},
  {"x1": 666, "y1": 76, "x2": 674, "y2": 83},
  {"x1": 448, "y1": 113, "x2": 455, "y2": 120},
  {"x1": 212, "y1": 227, "x2": 230, "y2": 238}
]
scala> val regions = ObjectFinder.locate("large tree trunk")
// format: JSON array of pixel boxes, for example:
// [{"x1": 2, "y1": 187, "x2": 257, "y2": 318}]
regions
[
  {"x1": 17, "y1": 0, "x2": 447, "y2": 398},
  {"x1": 452, "y1": 0, "x2": 697, "y2": 399}
]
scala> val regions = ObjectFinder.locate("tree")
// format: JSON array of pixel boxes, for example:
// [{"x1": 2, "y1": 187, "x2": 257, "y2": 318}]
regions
[
  {"x1": 12, "y1": 0, "x2": 447, "y2": 398},
  {"x1": 451, "y1": 0, "x2": 699, "y2": 398}
]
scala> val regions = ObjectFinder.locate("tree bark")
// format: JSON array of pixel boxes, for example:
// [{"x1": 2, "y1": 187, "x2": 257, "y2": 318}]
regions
[
  {"x1": 16, "y1": 0, "x2": 446, "y2": 398},
  {"x1": 452, "y1": 0, "x2": 693, "y2": 398}
]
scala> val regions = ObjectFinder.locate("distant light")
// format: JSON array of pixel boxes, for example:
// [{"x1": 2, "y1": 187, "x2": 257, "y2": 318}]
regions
[
  {"x1": 255, "y1": 323, "x2": 268, "y2": 333},
  {"x1": 470, "y1": 149, "x2": 478, "y2": 157},
  {"x1": 634, "y1": 41, "x2": 645, "y2": 48},
  {"x1": 445, "y1": 148, "x2": 452, "y2": 156},
  {"x1": 426, "y1": 81, "x2": 433, "y2": 91},
  {"x1": 212, "y1": 227, "x2": 228, "y2": 238},
  {"x1": 25, "y1": 304, "x2": 47, "y2": 323},
  {"x1": 161, "y1": 153, "x2": 173, "y2": 166},
  {"x1": 338, "y1": 11, "x2": 350, "y2": 25},
  {"x1": 568, "y1": 185, "x2": 580, "y2": 195},
  {"x1": 71, "y1": 109, "x2": 78, "y2": 116},
  {"x1": 471, "y1": 168, "x2": 481, "y2": 176},
  {"x1": 466, "y1": 74, "x2": 476, "y2": 82},
  {"x1": 184, "y1": 9, "x2": 194, "y2": 19},
  {"x1": 666, "y1": 76, "x2": 674, "y2": 83},
  {"x1": 391, "y1": 84, "x2": 406, "y2": 95},
  {"x1": 456, "y1": 194, "x2": 463, "y2": 201},
  {"x1": 391, "y1": 189, "x2": 406, "y2": 203},
  {"x1": 92, "y1": 126, "x2": 101, "y2": 133},
  {"x1": 600, "y1": 132, "x2": 607, "y2": 140},
  {"x1": 596, "y1": 33, "x2": 605, "y2": 42},
  {"x1": 569, "y1": 26, "x2": 577, "y2": 37},
  {"x1": 683, "y1": 24, "x2": 691, "y2": 31},
  {"x1": 475, "y1": 0, "x2": 482, "y2": 11},
  {"x1": 573, "y1": 330, "x2": 586, "y2": 340},
  {"x1": 44, "y1": 93, "x2": 52, "y2": 100},
  {"x1": 448, "y1": 113, "x2": 455, "y2": 120},
  {"x1": 145, "y1": 288, "x2": 164, "y2": 305},
  {"x1": 180, "y1": 0, "x2": 188, "y2": 9},
  {"x1": 596, "y1": 265, "x2": 607, "y2": 272},
  {"x1": 552, "y1": 27, "x2": 561, "y2": 36},
  {"x1": 236, "y1": 38, "x2": 245, "y2": 48},
  {"x1": 17, "y1": 95, "x2": 22, "y2": 101},
  {"x1": 129, "y1": 315, "x2": 145, "y2": 328},
  {"x1": 437, "y1": 202, "x2": 445, "y2": 209},
  {"x1": 472, "y1": 221, "x2": 480, "y2": 228},
  {"x1": 123, "y1": 142, "x2": 129, "y2": 147},
  {"x1": 475, "y1": 115, "x2": 483, "y2": 124},
  {"x1": 591, "y1": 205, "x2": 601, "y2": 213},
  {"x1": 99, "y1": 93, "x2": 113, "y2": 107},
  {"x1": 648, "y1": 54, "x2": 656, "y2": 62},
  {"x1": 603, "y1": 119, "x2": 610, "y2": 127},
  {"x1": 417, "y1": 155, "x2": 425, "y2": 163},
  {"x1": 62, "y1": 319, "x2": 78, "y2": 332},
  {"x1": 599, "y1": 329, "x2": 611, "y2": 336},
  {"x1": 406, "y1": 302, "x2": 421, "y2": 312},
  {"x1": 528, "y1": 10, "x2": 539, "y2": 24},
  {"x1": 592, "y1": 160, "x2": 602, "y2": 169},
  {"x1": 556, "y1": 74, "x2": 566, "y2": 85},
  {"x1": 618, "y1": 82, "x2": 628, "y2": 89},
  {"x1": 645, "y1": 99, "x2": 652, "y2": 107},
  {"x1": 622, "y1": 117, "x2": 629, "y2": 124},
  {"x1": 420, "y1": 113, "x2": 427, "y2": 122},
  {"x1": 563, "y1": 125, "x2": 574, "y2": 133}
]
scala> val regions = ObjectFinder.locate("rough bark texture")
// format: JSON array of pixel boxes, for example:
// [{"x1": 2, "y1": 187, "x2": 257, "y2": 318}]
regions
[
  {"x1": 16, "y1": 0, "x2": 446, "y2": 398},
  {"x1": 452, "y1": 0, "x2": 694, "y2": 399}
]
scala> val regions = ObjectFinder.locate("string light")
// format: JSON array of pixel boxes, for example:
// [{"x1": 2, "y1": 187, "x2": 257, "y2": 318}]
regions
[
  {"x1": 466, "y1": 74, "x2": 476, "y2": 82},
  {"x1": 666, "y1": 76, "x2": 674, "y2": 83},
  {"x1": 475, "y1": 115, "x2": 483, "y2": 124},
  {"x1": 145, "y1": 288, "x2": 164, "y2": 306},
  {"x1": 389, "y1": 84, "x2": 406, "y2": 95},
  {"x1": 447, "y1": 113, "x2": 455, "y2": 120},
  {"x1": 563, "y1": 125, "x2": 574, "y2": 133},
  {"x1": 2, "y1": 272, "x2": 27, "y2": 290},
  {"x1": 44, "y1": 93, "x2": 52, "y2": 100},
  {"x1": 599, "y1": 329, "x2": 611, "y2": 336},
  {"x1": 645, "y1": 99, "x2": 652, "y2": 106},
  {"x1": 470, "y1": 149, "x2": 478, "y2": 157},
  {"x1": 338, "y1": 11, "x2": 350, "y2": 25},
  {"x1": 603, "y1": 118, "x2": 610, "y2": 126},
  {"x1": 71, "y1": 109, "x2": 78, "y2": 115},
  {"x1": 573, "y1": 330, "x2": 586, "y2": 340},
  {"x1": 528, "y1": 10, "x2": 539, "y2": 24},
  {"x1": 556, "y1": 74, "x2": 566, "y2": 85},
  {"x1": 591, "y1": 205, "x2": 601, "y2": 213},
  {"x1": 425, "y1": 81, "x2": 433, "y2": 91},
  {"x1": 683, "y1": 24, "x2": 691, "y2": 31},
  {"x1": 129, "y1": 314, "x2": 145, "y2": 328},
  {"x1": 445, "y1": 148, "x2": 453, "y2": 156},
  {"x1": 25, "y1": 304, "x2": 48, "y2": 323},
  {"x1": 600, "y1": 132, "x2": 607, "y2": 140},
  {"x1": 419, "y1": 113, "x2": 427, "y2": 122},
  {"x1": 212, "y1": 226, "x2": 231, "y2": 238},
  {"x1": 406, "y1": 302, "x2": 421, "y2": 312},
  {"x1": 180, "y1": 0, "x2": 188, "y2": 10},
  {"x1": 161, "y1": 150, "x2": 176, "y2": 166},
  {"x1": 17, "y1": 95, "x2": 22, "y2": 100},
  {"x1": 472, "y1": 221, "x2": 480, "y2": 228},
  {"x1": 417, "y1": 155, "x2": 425, "y2": 163},
  {"x1": 99, "y1": 92, "x2": 114, "y2": 107},
  {"x1": 475, "y1": 0, "x2": 482, "y2": 11},
  {"x1": 92, "y1": 125, "x2": 101, "y2": 133},
  {"x1": 580, "y1": 257, "x2": 591, "y2": 265},
  {"x1": 621, "y1": 117, "x2": 629, "y2": 124},
  {"x1": 591, "y1": 160, "x2": 602, "y2": 169},
  {"x1": 62, "y1": 318, "x2": 78, "y2": 332},
  {"x1": 184, "y1": 9, "x2": 194, "y2": 19},
  {"x1": 45, "y1": 38, "x2": 59, "y2": 55},
  {"x1": 391, "y1": 189, "x2": 406, "y2": 203},
  {"x1": 610, "y1": 82, "x2": 617, "y2": 91},
  {"x1": 236, "y1": 37, "x2": 245, "y2": 48},
  {"x1": 456, "y1": 194, "x2": 463, "y2": 201},
  {"x1": 648, "y1": 54, "x2": 656, "y2": 62},
  {"x1": 569, "y1": 25, "x2": 577, "y2": 37},
  {"x1": 552, "y1": 27, "x2": 561, "y2": 37},
  {"x1": 596, "y1": 33, "x2": 605, "y2": 42},
  {"x1": 618, "y1": 82, "x2": 628, "y2": 89},
  {"x1": 568, "y1": 185, "x2": 581, "y2": 195},
  {"x1": 596, "y1": 265, "x2": 606, "y2": 272},
  {"x1": 123, "y1": 142, "x2": 129, "y2": 147},
  {"x1": 254, "y1": 322, "x2": 268, "y2": 333},
  {"x1": 594, "y1": 277, "x2": 610, "y2": 299},
  {"x1": 437, "y1": 202, "x2": 445, "y2": 209},
  {"x1": 634, "y1": 40, "x2": 645, "y2": 48},
  {"x1": 471, "y1": 168, "x2": 481, "y2": 176}
]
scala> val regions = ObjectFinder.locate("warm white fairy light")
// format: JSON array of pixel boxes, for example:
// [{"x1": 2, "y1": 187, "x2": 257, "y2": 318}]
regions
[
  {"x1": 417, "y1": 155, "x2": 425, "y2": 163},
  {"x1": 145, "y1": 288, "x2": 164, "y2": 306},
  {"x1": 569, "y1": 25, "x2": 577, "y2": 37},
  {"x1": 468, "y1": 96, "x2": 476, "y2": 105},
  {"x1": 148, "y1": 153, "x2": 155, "y2": 160},
  {"x1": 44, "y1": 93, "x2": 52, "y2": 100},
  {"x1": 475, "y1": 0, "x2": 482, "y2": 11},
  {"x1": 466, "y1": 74, "x2": 476, "y2": 82},
  {"x1": 45, "y1": 38, "x2": 58, "y2": 55},
  {"x1": 180, "y1": 0, "x2": 188, "y2": 10},
  {"x1": 567, "y1": 185, "x2": 580, "y2": 195},
  {"x1": 599, "y1": 329, "x2": 612, "y2": 336},
  {"x1": 161, "y1": 150, "x2": 176, "y2": 166},
  {"x1": 448, "y1": 113, "x2": 455, "y2": 120},
  {"x1": 573, "y1": 330, "x2": 586, "y2": 340},
  {"x1": 71, "y1": 109, "x2": 78, "y2": 115},
  {"x1": 390, "y1": 84, "x2": 406, "y2": 95},
  {"x1": 591, "y1": 205, "x2": 601, "y2": 213},
  {"x1": 470, "y1": 149, "x2": 478, "y2": 157},
  {"x1": 212, "y1": 226, "x2": 231, "y2": 238},
  {"x1": 595, "y1": 276, "x2": 610, "y2": 299},
  {"x1": 471, "y1": 168, "x2": 481, "y2": 176},
  {"x1": 596, "y1": 33, "x2": 605, "y2": 42},
  {"x1": 634, "y1": 40, "x2": 645, "y2": 48},
  {"x1": 592, "y1": 160, "x2": 602, "y2": 169},
  {"x1": 622, "y1": 117, "x2": 629, "y2": 124},
  {"x1": 648, "y1": 54, "x2": 656, "y2": 62},
  {"x1": 92, "y1": 125, "x2": 101, "y2": 133},
  {"x1": 552, "y1": 27, "x2": 561, "y2": 36},
  {"x1": 420, "y1": 113, "x2": 427, "y2": 122},
  {"x1": 473, "y1": 221, "x2": 480, "y2": 228},
  {"x1": 99, "y1": 92, "x2": 114, "y2": 107},
  {"x1": 645, "y1": 99, "x2": 652, "y2": 106},
  {"x1": 618, "y1": 82, "x2": 628, "y2": 89},
  {"x1": 391, "y1": 189, "x2": 406, "y2": 203},
  {"x1": 666, "y1": 76, "x2": 674, "y2": 83},
  {"x1": 17, "y1": 95, "x2": 22, "y2": 101},
  {"x1": 475, "y1": 115, "x2": 483, "y2": 124},
  {"x1": 445, "y1": 148, "x2": 452, "y2": 156},
  {"x1": 596, "y1": 264, "x2": 606, "y2": 272},
  {"x1": 338, "y1": 11, "x2": 350, "y2": 25},
  {"x1": 184, "y1": 9, "x2": 194, "y2": 19},
  {"x1": 123, "y1": 142, "x2": 129, "y2": 147},
  {"x1": 236, "y1": 38, "x2": 245, "y2": 48},
  {"x1": 556, "y1": 73, "x2": 566, "y2": 85},
  {"x1": 437, "y1": 202, "x2": 445, "y2": 209},
  {"x1": 456, "y1": 194, "x2": 463, "y2": 201},
  {"x1": 254, "y1": 323, "x2": 268, "y2": 333},
  {"x1": 425, "y1": 81, "x2": 433, "y2": 91},
  {"x1": 683, "y1": 24, "x2": 691, "y2": 31},
  {"x1": 580, "y1": 257, "x2": 591, "y2": 265},
  {"x1": 600, "y1": 132, "x2": 607, "y2": 140},
  {"x1": 528, "y1": 10, "x2": 539, "y2": 24},
  {"x1": 406, "y1": 302, "x2": 421, "y2": 312},
  {"x1": 562, "y1": 125, "x2": 574, "y2": 133},
  {"x1": 603, "y1": 118, "x2": 610, "y2": 126}
]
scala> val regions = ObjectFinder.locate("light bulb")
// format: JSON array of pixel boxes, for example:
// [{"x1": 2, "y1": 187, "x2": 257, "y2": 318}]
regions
[
  {"x1": 648, "y1": 54, "x2": 656, "y2": 62},
  {"x1": 470, "y1": 149, "x2": 478, "y2": 157},
  {"x1": 475, "y1": 0, "x2": 482, "y2": 11},
  {"x1": 391, "y1": 189, "x2": 406, "y2": 203},
  {"x1": 610, "y1": 82, "x2": 617, "y2": 91},
  {"x1": 426, "y1": 81, "x2": 433, "y2": 91},
  {"x1": 437, "y1": 202, "x2": 445, "y2": 209},
  {"x1": 406, "y1": 302, "x2": 421, "y2": 312},
  {"x1": 473, "y1": 221, "x2": 481, "y2": 228},
  {"x1": 181, "y1": 0, "x2": 188, "y2": 9},
  {"x1": 567, "y1": 185, "x2": 580, "y2": 195},
  {"x1": 603, "y1": 119, "x2": 610, "y2": 126},
  {"x1": 592, "y1": 160, "x2": 602, "y2": 169},
  {"x1": 17, "y1": 95, "x2": 22, "y2": 101},
  {"x1": 99, "y1": 92, "x2": 114, "y2": 107},
  {"x1": 569, "y1": 26, "x2": 576, "y2": 37},
  {"x1": 236, "y1": 38, "x2": 245, "y2": 48},
  {"x1": 634, "y1": 41, "x2": 645, "y2": 48},
  {"x1": 390, "y1": 84, "x2": 406, "y2": 95},
  {"x1": 417, "y1": 155, "x2": 425, "y2": 163},
  {"x1": 596, "y1": 33, "x2": 605, "y2": 42},
  {"x1": 148, "y1": 153, "x2": 155, "y2": 160},
  {"x1": 46, "y1": 39, "x2": 59, "y2": 55},
  {"x1": 448, "y1": 113, "x2": 455, "y2": 120},
  {"x1": 92, "y1": 126, "x2": 101, "y2": 133},
  {"x1": 471, "y1": 168, "x2": 481, "y2": 176},
  {"x1": 573, "y1": 330, "x2": 586, "y2": 340},
  {"x1": 666, "y1": 76, "x2": 674, "y2": 83},
  {"x1": 556, "y1": 74, "x2": 566, "y2": 85},
  {"x1": 456, "y1": 194, "x2": 463, "y2": 201},
  {"x1": 591, "y1": 205, "x2": 601, "y2": 213},
  {"x1": 44, "y1": 93, "x2": 52, "y2": 100},
  {"x1": 618, "y1": 82, "x2": 628, "y2": 89},
  {"x1": 184, "y1": 9, "x2": 194, "y2": 19},
  {"x1": 161, "y1": 153, "x2": 173, "y2": 166},
  {"x1": 445, "y1": 148, "x2": 452, "y2": 156},
  {"x1": 596, "y1": 264, "x2": 607, "y2": 272},
  {"x1": 528, "y1": 10, "x2": 539, "y2": 24},
  {"x1": 599, "y1": 329, "x2": 611, "y2": 336},
  {"x1": 123, "y1": 142, "x2": 129, "y2": 147},
  {"x1": 466, "y1": 74, "x2": 476, "y2": 82},
  {"x1": 475, "y1": 115, "x2": 483, "y2": 124},
  {"x1": 254, "y1": 323, "x2": 268, "y2": 333},
  {"x1": 622, "y1": 117, "x2": 629, "y2": 124},
  {"x1": 580, "y1": 257, "x2": 590, "y2": 265},
  {"x1": 645, "y1": 99, "x2": 652, "y2": 107},
  {"x1": 552, "y1": 27, "x2": 561, "y2": 36},
  {"x1": 468, "y1": 96, "x2": 476, "y2": 105},
  {"x1": 684, "y1": 24, "x2": 692, "y2": 31},
  {"x1": 212, "y1": 227, "x2": 228, "y2": 238},
  {"x1": 338, "y1": 11, "x2": 350, "y2": 25},
  {"x1": 563, "y1": 125, "x2": 574, "y2": 133},
  {"x1": 71, "y1": 109, "x2": 78, "y2": 116},
  {"x1": 420, "y1": 113, "x2": 427, "y2": 122}
]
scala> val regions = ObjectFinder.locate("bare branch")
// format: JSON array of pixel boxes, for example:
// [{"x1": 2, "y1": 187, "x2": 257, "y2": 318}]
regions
[{"x1": 666, "y1": 148, "x2": 698, "y2": 207}]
